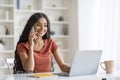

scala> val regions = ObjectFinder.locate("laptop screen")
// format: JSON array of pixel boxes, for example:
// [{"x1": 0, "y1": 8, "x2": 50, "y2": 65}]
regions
[{"x1": 69, "y1": 50, "x2": 102, "y2": 76}]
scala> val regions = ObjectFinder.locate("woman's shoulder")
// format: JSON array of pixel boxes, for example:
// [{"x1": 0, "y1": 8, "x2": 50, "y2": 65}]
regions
[
  {"x1": 45, "y1": 39, "x2": 57, "y2": 47},
  {"x1": 17, "y1": 42, "x2": 29, "y2": 48}
]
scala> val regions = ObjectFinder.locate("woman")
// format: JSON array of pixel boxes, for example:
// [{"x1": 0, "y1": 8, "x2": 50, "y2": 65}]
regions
[{"x1": 13, "y1": 13, "x2": 70, "y2": 74}]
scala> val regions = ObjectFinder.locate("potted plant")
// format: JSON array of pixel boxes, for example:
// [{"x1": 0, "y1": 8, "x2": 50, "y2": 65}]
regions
[{"x1": 0, "y1": 39, "x2": 5, "y2": 50}]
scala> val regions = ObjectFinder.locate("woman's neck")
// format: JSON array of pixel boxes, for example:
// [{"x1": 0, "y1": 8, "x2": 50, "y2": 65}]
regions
[
  {"x1": 33, "y1": 37, "x2": 45, "y2": 51},
  {"x1": 34, "y1": 37, "x2": 44, "y2": 45}
]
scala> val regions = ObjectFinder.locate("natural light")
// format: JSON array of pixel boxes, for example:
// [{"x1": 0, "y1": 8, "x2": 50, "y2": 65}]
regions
[{"x1": 78, "y1": 0, "x2": 120, "y2": 71}]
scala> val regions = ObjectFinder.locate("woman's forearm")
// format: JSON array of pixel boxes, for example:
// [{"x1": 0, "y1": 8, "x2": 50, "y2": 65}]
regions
[{"x1": 24, "y1": 46, "x2": 35, "y2": 72}]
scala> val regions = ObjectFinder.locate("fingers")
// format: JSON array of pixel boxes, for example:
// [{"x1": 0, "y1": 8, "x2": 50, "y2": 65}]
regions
[{"x1": 29, "y1": 32, "x2": 37, "y2": 40}]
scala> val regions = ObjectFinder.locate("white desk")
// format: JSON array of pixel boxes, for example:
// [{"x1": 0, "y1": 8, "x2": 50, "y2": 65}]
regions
[{"x1": 0, "y1": 72, "x2": 120, "y2": 80}]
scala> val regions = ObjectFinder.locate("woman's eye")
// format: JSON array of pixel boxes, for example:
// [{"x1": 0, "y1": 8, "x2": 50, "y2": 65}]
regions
[
  {"x1": 36, "y1": 23, "x2": 47, "y2": 27},
  {"x1": 37, "y1": 24, "x2": 41, "y2": 26},
  {"x1": 44, "y1": 25, "x2": 47, "y2": 27}
]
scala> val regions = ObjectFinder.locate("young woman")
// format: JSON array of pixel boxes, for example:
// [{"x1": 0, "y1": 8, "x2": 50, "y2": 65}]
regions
[{"x1": 13, "y1": 13, "x2": 70, "y2": 74}]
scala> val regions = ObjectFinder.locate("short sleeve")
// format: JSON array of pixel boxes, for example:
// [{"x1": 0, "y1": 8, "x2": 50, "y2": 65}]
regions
[
  {"x1": 17, "y1": 43, "x2": 27, "y2": 53},
  {"x1": 51, "y1": 40, "x2": 58, "y2": 53}
]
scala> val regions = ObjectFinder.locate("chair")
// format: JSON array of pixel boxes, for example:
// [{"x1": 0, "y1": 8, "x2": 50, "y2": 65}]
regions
[{"x1": 5, "y1": 58, "x2": 14, "y2": 74}]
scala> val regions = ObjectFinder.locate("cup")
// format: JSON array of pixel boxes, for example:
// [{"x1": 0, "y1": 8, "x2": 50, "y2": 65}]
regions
[{"x1": 100, "y1": 60, "x2": 115, "y2": 74}]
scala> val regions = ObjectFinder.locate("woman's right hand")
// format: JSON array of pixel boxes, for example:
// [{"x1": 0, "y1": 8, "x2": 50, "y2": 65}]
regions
[{"x1": 29, "y1": 32, "x2": 37, "y2": 47}]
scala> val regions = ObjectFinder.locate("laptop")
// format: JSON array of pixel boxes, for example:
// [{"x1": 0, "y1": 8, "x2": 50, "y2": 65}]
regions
[{"x1": 57, "y1": 50, "x2": 102, "y2": 76}]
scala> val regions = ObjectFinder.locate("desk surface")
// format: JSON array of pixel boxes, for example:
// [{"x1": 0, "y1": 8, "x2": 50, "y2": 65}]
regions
[{"x1": 0, "y1": 72, "x2": 120, "y2": 80}]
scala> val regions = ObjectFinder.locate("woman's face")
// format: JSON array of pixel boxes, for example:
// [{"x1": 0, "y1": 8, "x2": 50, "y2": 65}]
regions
[{"x1": 34, "y1": 17, "x2": 48, "y2": 37}]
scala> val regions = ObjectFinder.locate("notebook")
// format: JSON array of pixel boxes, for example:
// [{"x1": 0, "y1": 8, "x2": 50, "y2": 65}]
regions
[
  {"x1": 57, "y1": 50, "x2": 102, "y2": 76},
  {"x1": 27, "y1": 73, "x2": 58, "y2": 79}
]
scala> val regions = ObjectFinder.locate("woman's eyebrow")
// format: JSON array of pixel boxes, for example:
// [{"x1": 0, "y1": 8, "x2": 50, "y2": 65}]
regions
[
  {"x1": 43, "y1": 23, "x2": 47, "y2": 24},
  {"x1": 36, "y1": 22, "x2": 47, "y2": 24}
]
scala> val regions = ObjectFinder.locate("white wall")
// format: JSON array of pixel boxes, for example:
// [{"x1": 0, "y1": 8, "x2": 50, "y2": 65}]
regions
[
  {"x1": 78, "y1": 0, "x2": 100, "y2": 50},
  {"x1": 77, "y1": 0, "x2": 120, "y2": 70},
  {"x1": 68, "y1": 0, "x2": 79, "y2": 61}
]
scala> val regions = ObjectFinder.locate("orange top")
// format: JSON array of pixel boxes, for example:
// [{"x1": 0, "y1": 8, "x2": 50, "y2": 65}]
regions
[{"x1": 17, "y1": 39, "x2": 58, "y2": 72}]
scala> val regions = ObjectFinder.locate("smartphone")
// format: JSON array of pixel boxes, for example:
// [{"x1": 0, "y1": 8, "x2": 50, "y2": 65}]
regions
[{"x1": 31, "y1": 26, "x2": 34, "y2": 32}]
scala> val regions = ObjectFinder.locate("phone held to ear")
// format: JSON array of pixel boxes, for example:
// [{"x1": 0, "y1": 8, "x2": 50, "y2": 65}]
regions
[
  {"x1": 31, "y1": 26, "x2": 37, "y2": 40},
  {"x1": 31, "y1": 26, "x2": 34, "y2": 32}
]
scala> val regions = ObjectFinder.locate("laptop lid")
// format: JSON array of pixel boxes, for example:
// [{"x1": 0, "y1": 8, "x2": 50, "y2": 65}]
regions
[{"x1": 69, "y1": 50, "x2": 102, "y2": 76}]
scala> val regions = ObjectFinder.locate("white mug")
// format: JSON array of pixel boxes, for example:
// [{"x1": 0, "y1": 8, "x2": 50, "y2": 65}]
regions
[{"x1": 100, "y1": 60, "x2": 115, "y2": 74}]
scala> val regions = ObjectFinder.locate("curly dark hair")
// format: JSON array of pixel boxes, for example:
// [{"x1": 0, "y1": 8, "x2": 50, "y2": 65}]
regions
[{"x1": 13, "y1": 13, "x2": 54, "y2": 74}]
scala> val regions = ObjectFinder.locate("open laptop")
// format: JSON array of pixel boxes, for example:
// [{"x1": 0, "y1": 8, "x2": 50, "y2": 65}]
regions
[{"x1": 57, "y1": 50, "x2": 102, "y2": 77}]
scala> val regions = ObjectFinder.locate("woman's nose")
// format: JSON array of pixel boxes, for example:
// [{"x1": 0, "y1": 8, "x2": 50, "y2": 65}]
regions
[{"x1": 40, "y1": 25, "x2": 44, "y2": 30}]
